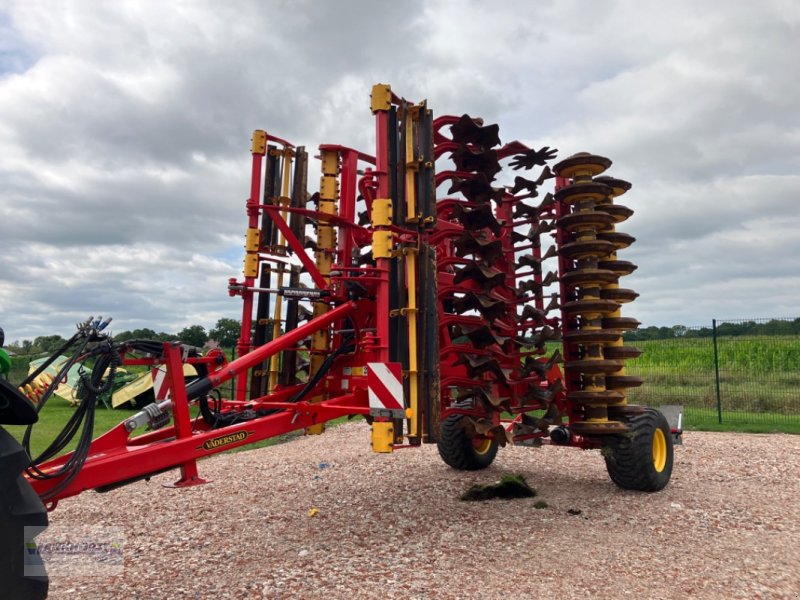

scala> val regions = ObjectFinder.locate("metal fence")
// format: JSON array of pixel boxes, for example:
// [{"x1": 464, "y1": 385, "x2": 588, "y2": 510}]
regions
[{"x1": 624, "y1": 318, "x2": 800, "y2": 428}]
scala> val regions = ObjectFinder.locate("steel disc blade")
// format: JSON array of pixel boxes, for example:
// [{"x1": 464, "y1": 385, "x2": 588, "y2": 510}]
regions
[
  {"x1": 552, "y1": 152, "x2": 612, "y2": 178},
  {"x1": 605, "y1": 375, "x2": 644, "y2": 389},
  {"x1": 603, "y1": 346, "x2": 643, "y2": 360},
  {"x1": 449, "y1": 114, "x2": 501, "y2": 148},
  {"x1": 565, "y1": 359, "x2": 623, "y2": 374},
  {"x1": 558, "y1": 239, "x2": 617, "y2": 260},
  {"x1": 600, "y1": 288, "x2": 639, "y2": 303}
]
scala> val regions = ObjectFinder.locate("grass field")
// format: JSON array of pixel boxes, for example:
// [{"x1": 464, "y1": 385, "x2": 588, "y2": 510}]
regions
[
  {"x1": 623, "y1": 335, "x2": 800, "y2": 422},
  {"x1": 5, "y1": 396, "x2": 140, "y2": 459},
  {"x1": 5, "y1": 394, "x2": 359, "y2": 461},
  {"x1": 6, "y1": 333, "x2": 799, "y2": 458}
]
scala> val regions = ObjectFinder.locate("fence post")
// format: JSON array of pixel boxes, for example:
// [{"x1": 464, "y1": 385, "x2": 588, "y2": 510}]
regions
[{"x1": 712, "y1": 318, "x2": 722, "y2": 423}]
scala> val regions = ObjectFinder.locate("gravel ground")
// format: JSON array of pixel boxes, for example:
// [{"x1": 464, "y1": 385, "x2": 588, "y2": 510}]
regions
[{"x1": 44, "y1": 424, "x2": 800, "y2": 599}]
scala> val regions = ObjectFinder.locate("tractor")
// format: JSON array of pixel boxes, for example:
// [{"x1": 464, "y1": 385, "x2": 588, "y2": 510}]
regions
[{"x1": 0, "y1": 84, "x2": 675, "y2": 599}]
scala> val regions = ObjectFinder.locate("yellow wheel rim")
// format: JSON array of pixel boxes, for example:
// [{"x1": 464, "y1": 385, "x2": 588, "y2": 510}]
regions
[
  {"x1": 473, "y1": 438, "x2": 493, "y2": 455},
  {"x1": 652, "y1": 428, "x2": 667, "y2": 472}
]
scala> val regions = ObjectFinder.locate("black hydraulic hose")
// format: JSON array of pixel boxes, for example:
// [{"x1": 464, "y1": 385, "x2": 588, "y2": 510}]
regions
[
  {"x1": 199, "y1": 334, "x2": 356, "y2": 427},
  {"x1": 287, "y1": 336, "x2": 355, "y2": 404},
  {"x1": 26, "y1": 345, "x2": 118, "y2": 502}
]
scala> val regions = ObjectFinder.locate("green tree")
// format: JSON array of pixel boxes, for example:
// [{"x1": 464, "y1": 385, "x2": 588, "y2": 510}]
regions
[
  {"x1": 33, "y1": 335, "x2": 67, "y2": 354},
  {"x1": 209, "y1": 318, "x2": 241, "y2": 350},
  {"x1": 131, "y1": 328, "x2": 158, "y2": 340},
  {"x1": 177, "y1": 325, "x2": 208, "y2": 347}
]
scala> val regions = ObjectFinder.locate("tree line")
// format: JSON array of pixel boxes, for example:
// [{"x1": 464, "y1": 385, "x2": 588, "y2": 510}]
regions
[
  {"x1": 5, "y1": 318, "x2": 242, "y2": 356},
  {"x1": 8, "y1": 317, "x2": 799, "y2": 355},
  {"x1": 624, "y1": 319, "x2": 800, "y2": 341}
]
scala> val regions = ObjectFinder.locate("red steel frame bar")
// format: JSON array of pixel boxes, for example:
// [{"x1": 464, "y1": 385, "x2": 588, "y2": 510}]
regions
[
  {"x1": 28, "y1": 301, "x2": 360, "y2": 505},
  {"x1": 236, "y1": 141, "x2": 266, "y2": 397},
  {"x1": 373, "y1": 104, "x2": 391, "y2": 362}
]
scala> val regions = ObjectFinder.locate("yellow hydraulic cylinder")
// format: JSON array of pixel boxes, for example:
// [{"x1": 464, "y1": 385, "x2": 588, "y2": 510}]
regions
[
  {"x1": 306, "y1": 149, "x2": 339, "y2": 435},
  {"x1": 403, "y1": 247, "x2": 420, "y2": 438}
]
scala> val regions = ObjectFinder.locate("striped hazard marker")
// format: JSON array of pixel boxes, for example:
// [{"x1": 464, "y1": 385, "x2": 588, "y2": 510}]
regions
[
  {"x1": 151, "y1": 366, "x2": 172, "y2": 401},
  {"x1": 367, "y1": 362, "x2": 405, "y2": 416}
]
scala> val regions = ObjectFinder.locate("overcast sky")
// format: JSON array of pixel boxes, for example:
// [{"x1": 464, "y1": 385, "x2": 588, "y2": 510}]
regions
[{"x1": 1, "y1": 0, "x2": 798, "y2": 342}]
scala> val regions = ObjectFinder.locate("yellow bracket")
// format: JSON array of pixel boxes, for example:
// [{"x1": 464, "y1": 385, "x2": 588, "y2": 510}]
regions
[
  {"x1": 371, "y1": 198, "x2": 393, "y2": 226},
  {"x1": 371, "y1": 421, "x2": 394, "y2": 453},
  {"x1": 370, "y1": 83, "x2": 392, "y2": 113},
  {"x1": 251, "y1": 129, "x2": 267, "y2": 155},
  {"x1": 321, "y1": 151, "x2": 339, "y2": 175},
  {"x1": 243, "y1": 254, "x2": 259, "y2": 278},
  {"x1": 372, "y1": 231, "x2": 393, "y2": 258},
  {"x1": 245, "y1": 227, "x2": 260, "y2": 253}
]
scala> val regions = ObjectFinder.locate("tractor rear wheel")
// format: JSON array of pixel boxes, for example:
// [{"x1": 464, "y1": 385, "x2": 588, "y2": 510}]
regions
[
  {"x1": 0, "y1": 427, "x2": 49, "y2": 600},
  {"x1": 603, "y1": 408, "x2": 673, "y2": 492},
  {"x1": 437, "y1": 414, "x2": 498, "y2": 471}
]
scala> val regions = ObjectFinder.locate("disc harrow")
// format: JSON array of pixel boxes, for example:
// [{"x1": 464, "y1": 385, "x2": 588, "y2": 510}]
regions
[{"x1": 553, "y1": 153, "x2": 644, "y2": 434}]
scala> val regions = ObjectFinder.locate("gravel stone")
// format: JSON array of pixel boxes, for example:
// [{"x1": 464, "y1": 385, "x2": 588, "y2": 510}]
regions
[{"x1": 45, "y1": 424, "x2": 800, "y2": 599}]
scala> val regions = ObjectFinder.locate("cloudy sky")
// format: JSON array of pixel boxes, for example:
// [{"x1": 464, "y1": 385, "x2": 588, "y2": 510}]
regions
[{"x1": 1, "y1": 0, "x2": 798, "y2": 342}]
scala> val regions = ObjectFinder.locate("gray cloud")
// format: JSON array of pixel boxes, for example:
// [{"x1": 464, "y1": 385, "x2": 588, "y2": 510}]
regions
[{"x1": 1, "y1": 0, "x2": 798, "y2": 341}]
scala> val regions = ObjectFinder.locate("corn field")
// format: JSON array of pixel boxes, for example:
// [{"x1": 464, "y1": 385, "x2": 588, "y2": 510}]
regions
[{"x1": 624, "y1": 319, "x2": 800, "y2": 428}]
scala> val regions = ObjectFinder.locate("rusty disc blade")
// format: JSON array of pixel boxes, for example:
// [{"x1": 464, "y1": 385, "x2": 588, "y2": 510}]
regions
[
  {"x1": 564, "y1": 329, "x2": 623, "y2": 344},
  {"x1": 598, "y1": 204, "x2": 634, "y2": 223},
  {"x1": 562, "y1": 299, "x2": 620, "y2": 316},
  {"x1": 602, "y1": 316, "x2": 640, "y2": 330},
  {"x1": 557, "y1": 210, "x2": 616, "y2": 232},
  {"x1": 602, "y1": 346, "x2": 643, "y2": 360},
  {"x1": 598, "y1": 259, "x2": 638, "y2": 275},
  {"x1": 510, "y1": 175, "x2": 539, "y2": 195},
  {"x1": 453, "y1": 262, "x2": 507, "y2": 290},
  {"x1": 453, "y1": 292, "x2": 508, "y2": 321},
  {"x1": 450, "y1": 202, "x2": 504, "y2": 236},
  {"x1": 559, "y1": 239, "x2": 617, "y2": 260},
  {"x1": 552, "y1": 152, "x2": 612, "y2": 178},
  {"x1": 453, "y1": 232, "x2": 504, "y2": 263},
  {"x1": 594, "y1": 175, "x2": 632, "y2": 197},
  {"x1": 560, "y1": 268, "x2": 618, "y2": 288},
  {"x1": 514, "y1": 202, "x2": 540, "y2": 219},
  {"x1": 454, "y1": 324, "x2": 509, "y2": 349},
  {"x1": 451, "y1": 145, "x2": 501, "y2": 180},
  {"x1": 605, "y1": 375, "x2": 644, "y2": 389},
  {"x1": 597, "y1": 231, "x2": 636, "y2": 249},
  {"x1": 554, "y1": 181, "x2": 612, "y2": 204},
  {"x1": 600, "y1": 288, "x2": 639, "y2": 303},
  {"x1": 565, "y1": 359, "x2": 624, "y2": 374},
  {"x1": 449, "y1": 114, "x2": 501, "y2": 148},
  {"x1": 448, "y1": 172, "x2": 504, "y2": 204}
]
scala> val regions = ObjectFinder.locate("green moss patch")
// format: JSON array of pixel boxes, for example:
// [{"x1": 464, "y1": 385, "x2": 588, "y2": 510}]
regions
[{"x1": 460, "y1": 474, "x2": 537, "y2": 502}]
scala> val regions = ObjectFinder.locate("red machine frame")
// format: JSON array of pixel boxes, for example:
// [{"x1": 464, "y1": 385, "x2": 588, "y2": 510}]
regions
[{"x1": 26, "y1": 85, "x2": 621, "y2": 509}]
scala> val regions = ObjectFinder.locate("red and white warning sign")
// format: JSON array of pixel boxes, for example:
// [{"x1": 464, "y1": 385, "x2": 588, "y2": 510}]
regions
[
  {"x1": 151, "y1": 366, "x2": 171, "y2": 401},
  {"x1": 367, "y1": 362, "x2": 405, "y2": 415}
]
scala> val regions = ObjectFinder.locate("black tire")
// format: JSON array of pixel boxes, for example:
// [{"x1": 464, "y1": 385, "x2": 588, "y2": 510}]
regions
[
  {"x1": 0, "y1": 427, "x2": 49, "y2": 600},
  {"x1": 437, "y1": 415, "x2": 499, "y2": 470},
  {"x1": 603, "y1": 408, "x2": 673, "y2": 492}
]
